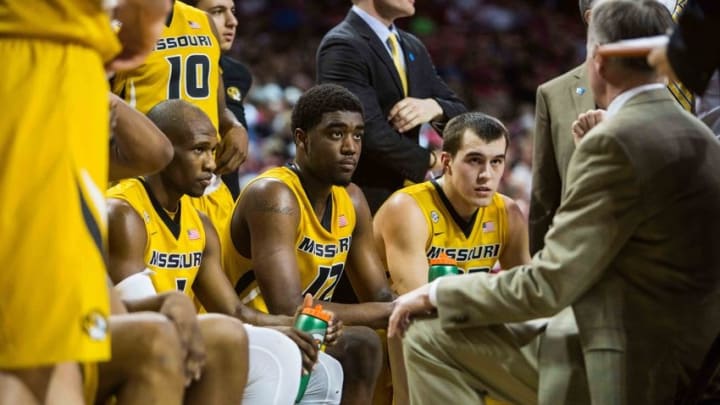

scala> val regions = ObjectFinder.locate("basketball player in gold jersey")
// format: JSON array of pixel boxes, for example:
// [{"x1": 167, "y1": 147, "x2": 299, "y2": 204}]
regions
[
  {"x1": 112, "y1": 0, "x2": 248, "y2": 237},
  {"x1": 374, "y1": 112, "x2": 530, "y2": 294},
  {"x1": 222, "y1": 84, "x2": 395, "y2": 405},
  {"x1": 373, "y1": 112, "x2": 530, "y2": 405},
  {"x1": 107, "y1": 100, "x2": 343, "y2": 404},
  {"x1": 0, "y1": 0, "x2": 169, "y2": 404}
]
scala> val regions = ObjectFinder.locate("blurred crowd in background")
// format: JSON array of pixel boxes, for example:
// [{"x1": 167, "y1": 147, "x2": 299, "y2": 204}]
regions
[{"x1": 225, "y1": 0, "x2": 586, "y2": 214}]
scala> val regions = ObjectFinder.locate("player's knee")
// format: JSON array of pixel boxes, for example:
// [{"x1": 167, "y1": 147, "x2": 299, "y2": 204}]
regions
[
  {"x1": 330, "y1": 326, "x2": 382, "y2": 383},
  {"x1": 198, "y1": 314, "x2": 248, "y2": 372},
  {"x1": 138, "y1": 318, "x2": 185, "y2": 381}
]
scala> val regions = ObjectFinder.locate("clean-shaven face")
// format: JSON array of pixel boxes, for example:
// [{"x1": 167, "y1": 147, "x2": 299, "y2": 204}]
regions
[
  {"x1": 445, "y1": 131, "x2": 506, "y2": 211},
  {"x1": 196, "y1": 0, "x2": 237, "y2": 51},
  {"x1": 376, "y1": 0, "x2": 416, "y2": 21}
]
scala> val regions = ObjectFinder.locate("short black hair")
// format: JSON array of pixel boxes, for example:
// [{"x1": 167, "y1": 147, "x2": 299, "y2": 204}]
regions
[
  {"x1": 291, "y1": 84, "x2": 364, "y2": 132},
  {"x1": 442, "y1": 112, "x2": 509, "y2": 156}
]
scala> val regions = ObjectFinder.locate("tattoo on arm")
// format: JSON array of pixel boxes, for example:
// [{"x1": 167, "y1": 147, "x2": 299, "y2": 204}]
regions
[{"x1": 250, "y1": 195, "x2": 295, "y2": 216}]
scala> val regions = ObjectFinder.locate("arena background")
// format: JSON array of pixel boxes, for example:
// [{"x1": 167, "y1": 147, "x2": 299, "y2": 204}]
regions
[{"x1": 226, "y1": 0, "x2": 586, "y2": 213}]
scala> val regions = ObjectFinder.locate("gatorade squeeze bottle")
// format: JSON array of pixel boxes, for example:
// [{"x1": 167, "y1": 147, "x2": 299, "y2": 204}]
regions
[
  {"x1": 428, "y1": 252, "x2": 460, "y2": 282},
  {"x1": 295, "y1": 304, "x2": 332, "y2": 403}
]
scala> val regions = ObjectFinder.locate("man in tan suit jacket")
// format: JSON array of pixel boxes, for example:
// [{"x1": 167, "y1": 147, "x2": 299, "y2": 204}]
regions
[
  {"x1": 388, "y1": 2, "x2": 720, "y2": 404},
  {"x1": 529, "y1": 0, "x2": 596, "y2": 255},
  {"x1": 530, "y1": 65, "x2": 593, "y2": 255}
]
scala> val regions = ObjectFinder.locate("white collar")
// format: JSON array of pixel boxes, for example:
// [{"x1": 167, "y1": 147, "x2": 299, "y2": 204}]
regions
[
  {"x1": 351, "y1": 5, "x2": 397, "y2": 46},
  {"x1": 606, "y1": 83, "x2": 666, "y2": 117}
]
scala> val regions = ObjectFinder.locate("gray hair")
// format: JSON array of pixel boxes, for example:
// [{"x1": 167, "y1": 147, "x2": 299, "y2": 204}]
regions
[{"x1": 589, "y1": 0, "x2": 673, "y2": 73}]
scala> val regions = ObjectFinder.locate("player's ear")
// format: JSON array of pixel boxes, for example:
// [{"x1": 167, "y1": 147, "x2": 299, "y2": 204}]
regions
[
  {"x1": 441, "y1": 151, "x2": 452, "y2": 175},
  {"x1": 294, "y1": 128, "x2": 308, "y2": 151}
]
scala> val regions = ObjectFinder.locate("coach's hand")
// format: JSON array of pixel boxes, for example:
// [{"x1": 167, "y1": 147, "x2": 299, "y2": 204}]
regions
[
  {"x1": 571, "y1": 109, "x2": 606, "y2": 146},
  {"x1": 388, "y1": 283, "x2": 434, "y2": 338},
  {"x1": 160, "y1": 292, "x2": 207, "y2": 385}
]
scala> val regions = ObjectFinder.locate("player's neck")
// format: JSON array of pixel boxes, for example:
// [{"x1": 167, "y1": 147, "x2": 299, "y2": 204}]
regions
[
  {"x1": 437, "y1": 177, "x2": 476, "y2": 221},
  {"x1": 146, "y1": 176, "x2": 182, "y2": 213},
  {"x1": 290, "y1": 162, "x2": 332, "y2": 215}
]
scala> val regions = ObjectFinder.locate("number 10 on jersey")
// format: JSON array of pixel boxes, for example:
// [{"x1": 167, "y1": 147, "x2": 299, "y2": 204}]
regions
[{"x1": 165, "y1": 54, "x2": 211, "y2": 99}]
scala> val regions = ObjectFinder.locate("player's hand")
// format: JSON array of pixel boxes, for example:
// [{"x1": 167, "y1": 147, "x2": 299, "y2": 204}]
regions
[
  {"x1": 270, "y1": 326, "x2": 319, "y2": 374},
  {"x1": 647, "y1": 45, "x2": 679, "y2": 84},
  {"x1": 106, "y1": 0, "x2": 171, "y2": 73},
  {"x1": 216, "y1": 124, "x2": 248, "y2": 175},
  {"x1": 387, "y1": 283, "x2": 435, "y2": 339},
  {"x1": 159, "y1": 292, "x2": 207, "y2": 385},
  {"x1": 297, "y1": 294, "x2": 343, "y2": 346},
  {"x1": 571, "y1": 109, "x2": 606, "y2": 146},
  {"x1": 388, "y1": 97, "x2": 443, "y2": 133}
]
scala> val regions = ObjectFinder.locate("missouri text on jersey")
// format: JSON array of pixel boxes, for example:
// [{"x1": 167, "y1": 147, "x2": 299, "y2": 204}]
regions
[
  {"x1": 427, "y1": 244, "x2": 501, "y2": 262},
  {"x1": 155, "y1": 35, "x2": 213, "y2": 50},
  {"x1": 298, "y1": 236, "x2": 352, "y2": 258},
  {"x1": 149, "y1": 250, "x2": 203, "y2": 268}
]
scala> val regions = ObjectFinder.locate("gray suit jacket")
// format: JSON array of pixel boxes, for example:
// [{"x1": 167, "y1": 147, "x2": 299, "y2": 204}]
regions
[
  {"x1": 529, "y1": 65, "x2": 594, "y2": 254},
  {"x1": 436, "y1": 88, "x2": 720, "y2": 404}
]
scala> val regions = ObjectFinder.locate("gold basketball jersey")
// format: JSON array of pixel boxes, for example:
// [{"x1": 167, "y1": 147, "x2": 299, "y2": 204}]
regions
[
  {"x1": 222, "y1": 166, "x2": 357, "y2": 313},
  {"x1": 0, "y1": 0, "x2": 120, "y2": 62},
  {"x1": 112, "y1": 1, "x2": 220, "y2": 131},
  {"x1": 108, "y1": 178, "x2": 206, "y2": 295},
  {"x1": 402, "y1": 180, "x2": 509, "y2": 273}
]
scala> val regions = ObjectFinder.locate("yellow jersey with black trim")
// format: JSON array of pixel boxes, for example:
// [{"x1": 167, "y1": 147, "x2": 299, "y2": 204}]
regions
[
  {"x1": 222, "y1": 166, "x2": 356, "y2": 313},
  {"x1": 401, "y1": 180, "x2": 508, "y2": 274},
  {"x1": 0, "y1": 0, "x2": 120, "y2": 62},
  {"x1": 112, "y1": 1, "x2": 220, "y2": 132},
  {"x1": 108, "y1": 178, "x2": 206, "y2": 295}
]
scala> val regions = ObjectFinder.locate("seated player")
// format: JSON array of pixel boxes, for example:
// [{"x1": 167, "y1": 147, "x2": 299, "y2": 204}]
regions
[
  {"x1": 373, "y1": 112, "x2": 531, "y2": 405},
  {"x1": 107, "y1": 99, "x2": 342, "y2": 404},
  {"x1": 222, "y1": 84, "x2": 396, "y2": 405},
  {"x1": 374, "y1": 111, "x2": 530, "y2": 293}
]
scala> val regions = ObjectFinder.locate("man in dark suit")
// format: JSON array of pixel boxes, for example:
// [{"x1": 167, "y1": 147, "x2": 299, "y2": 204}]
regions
[
  {"x1": 316, "y1": 0, "x2": 466, "y2": 214},
  {"x1": 388, "y1": 2, "x2": 720, "y2": 404}
]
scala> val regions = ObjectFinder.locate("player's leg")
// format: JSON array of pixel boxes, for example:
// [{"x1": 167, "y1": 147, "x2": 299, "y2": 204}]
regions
[
  {"x1": 185, "y1": 314, "x2": 248, "y2": 405},
  {"x1": 325, "y1": 326, "x2": 383, "y2": 405},
  {"x1": 95, "y1": 313, "x2": 185, "y2": 405},
  {"x1": 299, "y1": 351, "x2": 343, "y2": 405},
  {"x1": 0, "y1": 367, "x2": 52, "y2": 405},
  {"x1": 242, "y1": 325, "x2": 302, "y2": 405}
]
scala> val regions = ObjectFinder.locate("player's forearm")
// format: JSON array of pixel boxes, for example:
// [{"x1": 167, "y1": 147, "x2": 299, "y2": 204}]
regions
[
  {"x1": 218, "y1": 107, "x2": 243, "y2": 137},
  {"x1": 322, "y1": 302, "x2": 393, "y2": 329},
  {"x1": 234, "y1": 303, "x2": 293, "y2": 327}
]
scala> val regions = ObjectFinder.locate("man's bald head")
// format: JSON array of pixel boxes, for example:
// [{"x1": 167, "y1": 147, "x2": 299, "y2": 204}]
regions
[{"x1": 147, "y1": 99, "x2": 216, "y2": 145}]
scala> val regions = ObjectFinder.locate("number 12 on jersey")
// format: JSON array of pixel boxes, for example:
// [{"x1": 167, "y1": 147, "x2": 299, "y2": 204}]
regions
[
  {"x1": 303, "y1": 264, "x2": 344, "y2": 302},
  {"x1": 165, "y1": 54, "x2": 211, "y2": 99}
]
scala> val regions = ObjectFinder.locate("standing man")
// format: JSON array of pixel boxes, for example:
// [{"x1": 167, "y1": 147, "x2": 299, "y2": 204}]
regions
[
  {"x1": 222, "y1": 84, "x2": 394, "y2": 405},
  {"x1": 183, "y1": 0, "x2": 254, "y2": 198},
  {"x1": 317, "y1": 0, "x2": 467, "y2": 215},
  {"x1": 529, "y1": 0, "x2": 597, "y2": 255},
  {"x1": 0, "y1": 0, "x2": 169, "y2": 403},
  {"x1": 389, "y1": 2, "x2": 720, "y2": 404}
]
